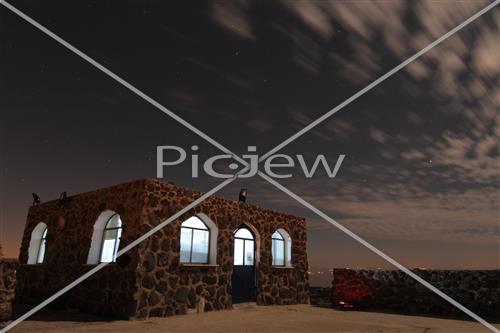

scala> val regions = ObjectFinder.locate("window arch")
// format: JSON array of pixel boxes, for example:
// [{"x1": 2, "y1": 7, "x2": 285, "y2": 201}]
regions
[
  {"x1": 99, "y1": 214, "x2": 122, "y2": 263},
  {"x1": 180, "y1": 216, "x2": 211, "y2": 264},
  {"x1": 27, "y1": 222, "x2": 48, "y2": 264},
  {"x1": 272, "y1": 229, "x2": 292, "y2": 267},
  {"x1": 234, "y1": 226, "x2": 255, "y2": 266},
  {"x1": 87, "y1": 210, "x2": 123, "y2": 264}
]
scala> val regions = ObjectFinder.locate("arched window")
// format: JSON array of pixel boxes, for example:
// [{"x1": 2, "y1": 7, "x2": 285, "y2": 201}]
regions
[
  {"x1": 234, "y1": 227, "x2": 255, "y2": 266},
  {"x1": 37, "y1": 228, "x2": 48, "y2": 263},
  {"x1": 272, "y1": 231, "x2": 285, "y2": 266},
  {"x1": 180, "y1": 216, "x2": 210, "y2": 264},
  {"x1": 99, "y1": 214, "x2": 122, "y2": 263},
  {"x1": 27, "y1": 222, "x2": 48, "y2": 264},
  {"x1": 272, "y1": 229, "x2": 292, "y2": 267},
  {"x1": 87, "y1": 211, "x2": 123, "y2": 264}
]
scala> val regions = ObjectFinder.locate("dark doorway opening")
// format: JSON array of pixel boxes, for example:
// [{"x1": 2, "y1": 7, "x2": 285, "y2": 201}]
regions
[{"x1": 231, "y1": 225, "x2": 256, "y2": 303}]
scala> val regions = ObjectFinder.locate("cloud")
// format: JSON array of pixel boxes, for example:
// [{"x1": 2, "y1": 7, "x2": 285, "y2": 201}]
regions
[
  {"x1": 369, "y1": 127, "x2": 388, "y2": 144},
  {"x1": 210, "y1": 1, "x2": 499, "y2": 248},
  {"x1": 211, "y1": 0, "x2": 255, "y2": 40},
  {"x1": 406, "y1": 60, "x2": 431, "y2": 80},
  {"x1": 279, "y1": 0, "x2": 494, "y2": 91},
  {"x1": 303, "y1": 0, "x2": 499, "y2": 188},
  {"x1": 401, "y1": 97, "x2": 499, "y2": 185},
  {"x1": 473, "y1": 26, "x2": 500, "y2": 76},
  {"x1": 281, "y1": 0, "x2": 333, "y2": 39},
  {"x1": 401, "y1": 150, "x2": 425, "y2": 161},
  {"x1": 253, "y1": 177, "x2": 499, "y2": 245}
]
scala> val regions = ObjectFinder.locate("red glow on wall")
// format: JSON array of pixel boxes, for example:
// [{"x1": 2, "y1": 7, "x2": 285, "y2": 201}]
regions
[{"x1": 332, "y1": 269, "x2": 379, "y2": 308}]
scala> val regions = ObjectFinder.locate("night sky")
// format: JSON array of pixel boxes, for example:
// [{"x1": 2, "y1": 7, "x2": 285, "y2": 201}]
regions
[{"x1": 1, "y1": 0, "x2": 498, "y2": 284}]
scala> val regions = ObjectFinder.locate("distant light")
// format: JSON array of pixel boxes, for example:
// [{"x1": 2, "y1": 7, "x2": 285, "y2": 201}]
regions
[
  {"x1": 239, "y1": 188, "x2": 247, "y2": 203},
  {"x1": 338, "y1": 301, "x2": 354, "y2": 309}
]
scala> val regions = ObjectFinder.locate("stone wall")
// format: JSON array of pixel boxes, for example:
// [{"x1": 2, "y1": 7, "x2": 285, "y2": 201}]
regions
[
  {"x1": 309, "y1": 286, "x2": 332, "y2": 308},
  {"x1": 15, "y1": 179, "x2": 309, "y2": 319},
  {"x1": 16, "y1": 179, "x2": 153, "y2": 318},
  {"x1": 0, "y1": 259, "x2": 19, "y2": 321},
  {"x1": 133, "y1": 179, "x2": 309, "y2": 317},
  {"x1": 332, "y1": 269, "x2": 500, "y2": 319}
]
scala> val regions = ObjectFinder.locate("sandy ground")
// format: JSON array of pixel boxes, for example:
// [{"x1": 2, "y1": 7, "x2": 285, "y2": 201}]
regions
[{"x1": 6, "y1": 304, "x2": 499, "y2": 333}]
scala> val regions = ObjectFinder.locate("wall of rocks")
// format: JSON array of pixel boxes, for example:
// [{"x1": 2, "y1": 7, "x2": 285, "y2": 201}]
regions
[
  {"x1": 16, "y1": 179, "x2": 154, "y2": 318},
  {"x1": 133, "y1": 179, "x2": 309, "y2": 317},
  {"x1": 15, "y1": 179, "x2": 309, "y2": 319},
  {"x1": 332, "y1": 268, "x2": 500, "y2": 319},
  {"x1": 309, "y1": 286, "x2": 332, "y2": 308},
  {"x1": 0, "y1": 259, "x2": 18, "y2": 321}
]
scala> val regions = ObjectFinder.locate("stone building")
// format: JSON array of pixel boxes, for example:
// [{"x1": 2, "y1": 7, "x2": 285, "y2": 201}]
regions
[{"x1": 15, "y1": 179, "x2": 309, "y2": 318}]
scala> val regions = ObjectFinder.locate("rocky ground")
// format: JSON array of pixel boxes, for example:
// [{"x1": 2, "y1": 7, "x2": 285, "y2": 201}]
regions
[{"x1": 5, "y1": 304, "x2": 499, "y2": 333}]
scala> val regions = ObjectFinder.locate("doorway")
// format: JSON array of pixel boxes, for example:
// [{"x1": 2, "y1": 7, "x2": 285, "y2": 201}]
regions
[{"x1": 231, "y1": 225, "x2": 256, "y2": 303}]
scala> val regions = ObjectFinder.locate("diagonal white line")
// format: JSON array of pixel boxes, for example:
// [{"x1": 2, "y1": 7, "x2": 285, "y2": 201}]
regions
[
  {"x1": 258, "y1": 0, "x2": 499, "y2": 163},
  {"x1": 257, "y1": 171, "x2": 500, "y2": 333},
  {"x1": 0, "y1": 175, "x2": 241, "y2": 332},
  {"x1": 0, "y1": 2, "x2": 252, "y2": 331},
  {"x1": 0, "y1": 0, "x2": 247, "y2": 167},
  {"x1": 1, "y1": 0, "x2": 497, "y2": 332}
]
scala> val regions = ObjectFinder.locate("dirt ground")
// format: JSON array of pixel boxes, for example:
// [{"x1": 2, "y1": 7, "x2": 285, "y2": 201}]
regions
[{"x1": 6, "y1": 304, "x2": 499, "y2": 333}]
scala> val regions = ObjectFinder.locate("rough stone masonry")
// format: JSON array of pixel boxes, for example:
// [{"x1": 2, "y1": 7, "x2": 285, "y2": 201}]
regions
[
  {"x1": 331, "y1": 268, "x2": 499, "y2": 319},
  {"x1": 15, "y1": 179, "x2": 309, "y2": 318},
  {"x1": 0, "y1": 259, "x2": 18, "y2": 321}
]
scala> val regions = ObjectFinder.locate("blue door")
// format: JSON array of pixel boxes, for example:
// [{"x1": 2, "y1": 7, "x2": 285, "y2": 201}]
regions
[{"x1": 231, "y1": 226, "x2": 256, "y2": 303}]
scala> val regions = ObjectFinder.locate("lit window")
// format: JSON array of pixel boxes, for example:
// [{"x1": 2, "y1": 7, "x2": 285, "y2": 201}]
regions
[
  {"x1": 100, "y1": 214, "x2": 122, "y2": 263},
  {"x1": 180, "y1": 216, "x2": 209, "y2": 264},
  {"x1": 27, "y1": 222, "x2": 48, "y2": 264},
  {"x1": 272, "y1": 231, "x2": 285, "y2": 266},
  {"x1": 272, "y1": 229, "x2": 292, "y2": 267},
  {"x1": 36, "y1": 228, "x2": 48, "y2": 264},
  {"x1": 234, "y1": 227, "x2": 254, "y2": 266}
]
